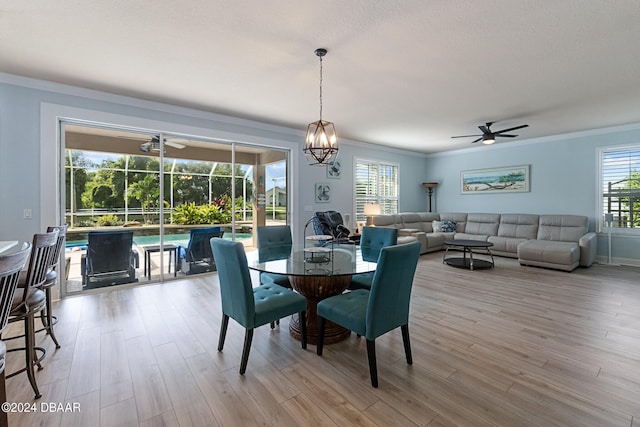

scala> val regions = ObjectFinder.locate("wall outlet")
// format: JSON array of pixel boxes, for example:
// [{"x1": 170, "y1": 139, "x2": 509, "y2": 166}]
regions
[{"x1": 23, "y1": 208, "x2": 32, "y2": 219}]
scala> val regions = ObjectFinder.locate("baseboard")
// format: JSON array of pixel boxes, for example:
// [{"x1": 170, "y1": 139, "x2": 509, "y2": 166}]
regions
[{"x1": 594, "y1": 255, "x2": 640, "y2": 267}]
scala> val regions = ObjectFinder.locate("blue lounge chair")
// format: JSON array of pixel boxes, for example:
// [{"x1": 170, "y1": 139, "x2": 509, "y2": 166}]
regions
[{"x1": 179, "y1": 227, "x2": 224, "y2": 275}]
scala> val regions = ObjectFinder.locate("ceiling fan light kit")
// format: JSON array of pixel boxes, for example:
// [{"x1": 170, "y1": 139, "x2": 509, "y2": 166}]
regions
[
  {"x1": 303, "y1": 48, "x2": 339, "y2": 166},
  {"x1": 482, "y1": 134, "x2": 496, "y2": 144}
]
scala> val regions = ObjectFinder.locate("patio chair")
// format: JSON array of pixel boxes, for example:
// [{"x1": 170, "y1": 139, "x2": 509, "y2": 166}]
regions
[
  {"x1": 178, "y1": 227, "x2": 224, "y2": 275},
  {"x1": 81, "y1": 230, "x2": 139, "y2": 288}
]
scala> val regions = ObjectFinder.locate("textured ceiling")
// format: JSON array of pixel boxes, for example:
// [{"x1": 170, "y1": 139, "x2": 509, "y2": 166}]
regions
[{"x1": 1, "y1": 0, "x2": 639, "y2": 153}]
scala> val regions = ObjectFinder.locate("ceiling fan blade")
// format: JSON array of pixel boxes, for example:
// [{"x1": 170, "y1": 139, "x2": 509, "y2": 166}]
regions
[
  {"x1": 495, "y1": 124, "x2": 528, "y2": 134},
  {"x1": 451, "y1": 134, "x2": 482, "y2": 139},
  {"x1": 471, "y1": 137, "x2": 483, "y2": 143},
  {"x1": 165, "y1": 141, "x2": 186, "y2": 149},
  {"x1": 479, "y1": 125, "x2": 490, "y2": 134},
  {"x1": 496, "y1": 134, "x2": 517, "y2": 138}
]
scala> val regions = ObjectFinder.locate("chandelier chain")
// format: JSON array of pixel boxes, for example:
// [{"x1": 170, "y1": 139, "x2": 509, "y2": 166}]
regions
[{"x1": 319, "y1": 55, "x2": 323, "y2": 121}]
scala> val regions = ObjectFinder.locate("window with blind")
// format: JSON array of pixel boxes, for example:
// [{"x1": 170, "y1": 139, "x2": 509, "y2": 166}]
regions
[
  {"x1": 354, "y1": 159, "x2": 399, "y2": 222},
  {"x1": 600, "y1": 145, "x2": 640, "y2": 232}
]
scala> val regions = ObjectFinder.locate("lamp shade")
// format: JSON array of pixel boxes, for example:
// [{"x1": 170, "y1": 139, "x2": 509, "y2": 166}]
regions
[{"x1": 364, "y1": 203, "x2": 381, "y2": 216}]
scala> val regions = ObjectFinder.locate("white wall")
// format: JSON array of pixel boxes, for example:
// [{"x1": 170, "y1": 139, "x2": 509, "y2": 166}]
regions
[
  {"x1": 0, "y1": 74, "x2": 429, "y2": 246},
  {"x1": 424, "y1": 126, "x2": 640, "y2": 264}
]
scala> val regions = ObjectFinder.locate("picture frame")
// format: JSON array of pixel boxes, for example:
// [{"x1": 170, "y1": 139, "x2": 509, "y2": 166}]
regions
[
  {"x1": 315, "y1": 182, "x2": 332, "y2": 203},
  {"x1": 461, "y1": 165, "x2": 530, "y2": 194},
  {"x1": 327, "y1": 160, "x2": 342, "y2": 179}
]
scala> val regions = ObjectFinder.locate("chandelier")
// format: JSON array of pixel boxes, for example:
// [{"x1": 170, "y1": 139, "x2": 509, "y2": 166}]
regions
[{"x1": 303, "y1": 48, "x2": 338, "y2": 166}]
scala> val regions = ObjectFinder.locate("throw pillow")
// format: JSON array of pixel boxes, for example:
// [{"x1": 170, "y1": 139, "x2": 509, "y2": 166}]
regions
[
  {"x1": 440, "y1": 220, "x2": 457, "y2": 232},
  {"x1": 432, "y1": 220, "x2": 442, "y2": 232}
]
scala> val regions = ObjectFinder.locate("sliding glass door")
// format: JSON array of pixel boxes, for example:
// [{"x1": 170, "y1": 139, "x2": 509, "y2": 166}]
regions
[{"x1": 62, "y1": 122, "x2": 288, "y2": 294}]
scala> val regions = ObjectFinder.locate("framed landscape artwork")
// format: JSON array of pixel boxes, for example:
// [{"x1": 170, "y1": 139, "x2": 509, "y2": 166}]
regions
[{"x1": 461, "y1": 165, "x2": 530, "y2": 194}]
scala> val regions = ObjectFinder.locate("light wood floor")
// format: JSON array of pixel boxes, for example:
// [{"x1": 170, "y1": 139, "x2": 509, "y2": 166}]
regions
[{"x1": 4, "y1": 253, "x2": 640, "y2": 426}]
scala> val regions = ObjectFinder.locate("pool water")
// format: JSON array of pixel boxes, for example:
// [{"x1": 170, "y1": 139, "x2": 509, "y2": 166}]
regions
[{"x1": 67, "y1": 232, "x2": 252, "y2": 249}]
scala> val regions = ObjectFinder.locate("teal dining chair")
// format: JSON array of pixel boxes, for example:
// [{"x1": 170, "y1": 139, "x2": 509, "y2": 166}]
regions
[
  {"x1": 256, "y1": 225, "x2": 292, "y2": 288},
  {"x1": 349, "y1": 226, "x2": 398, "y2": 290},
  {"x1": 210, "y1": 238, "x2": 307, "y2": 374},
  {"x1": 317, "y1": 241, "x2": 421, "y2": 387}
]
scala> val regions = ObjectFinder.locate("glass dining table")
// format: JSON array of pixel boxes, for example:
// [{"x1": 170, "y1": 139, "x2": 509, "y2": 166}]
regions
[{"x1": 246, "y1": 240, "x2": 377, "y2": 344}]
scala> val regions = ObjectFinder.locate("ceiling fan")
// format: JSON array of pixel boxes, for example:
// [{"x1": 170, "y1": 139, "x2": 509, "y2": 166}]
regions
[
  {"x1": 139, "y1": 136, "x2": 186, "y2": 153},
  {"x1": 137, "y1": 135, "x2": 186, "y2": 153},
  {"x1": 452, "y1": 122, "x2": 529, "y2": 145}
]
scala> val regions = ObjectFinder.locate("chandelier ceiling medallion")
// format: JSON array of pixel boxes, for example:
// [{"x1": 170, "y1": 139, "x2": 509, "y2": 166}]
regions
[{"x1": 303, "y1": 48, "x2": 338, "y2": 166}]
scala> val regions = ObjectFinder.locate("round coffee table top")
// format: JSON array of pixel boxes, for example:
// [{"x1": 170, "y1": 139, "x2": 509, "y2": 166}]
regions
[{"x1": 444, "y1": 239, "x2": 494, "y2": 248}]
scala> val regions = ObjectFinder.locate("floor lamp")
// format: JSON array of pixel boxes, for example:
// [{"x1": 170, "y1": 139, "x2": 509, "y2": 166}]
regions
[
  {"x1": 422, "y1": 182, "x2": 438, "y2": 212},
  {"x1": 604, "y1": 213, "x2": 617, "y2": 265}
]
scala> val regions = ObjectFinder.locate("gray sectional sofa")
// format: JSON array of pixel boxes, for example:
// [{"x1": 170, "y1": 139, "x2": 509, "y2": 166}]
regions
[{"x1": 372, "y1": 212, "x2": 596, "y2": 271}]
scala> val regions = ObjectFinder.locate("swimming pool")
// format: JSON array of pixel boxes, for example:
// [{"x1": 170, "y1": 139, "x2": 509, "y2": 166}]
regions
[{"x1": 66, "y1": 232, "x2": 252, "y2": 249}]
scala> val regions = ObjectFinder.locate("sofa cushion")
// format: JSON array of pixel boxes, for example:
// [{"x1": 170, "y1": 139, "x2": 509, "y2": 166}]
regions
[
  {"x1": 400, "y1": 212, "x2": 439, "y2": 232},
  {"x1": 439, "y1": 213, "x2": 467, "y2": 232},
  {"x1": 463, "y1": 213, "x2": 500, "y2": 236},
  {"x1": 455, "y1": 233, "x2": 489, "y2": 241},
  {"x1": 440, "y1": 220, "x2": 457, "y2": 232},
  {"x1": 498, "y1": 214, "x2": 539, "y2": 239},
  {"x1": 518, "y1": 239, "x2": 580, "y2": 271},
  {"x1": 373, "y1": 214, "x2": 403, "y2": 229},
  {"x1": 487, "y1": 235, "x2": 527, "y2": 254},
  {"x1": 537, "y1": 215, "x2": 588, "y2": 242}
]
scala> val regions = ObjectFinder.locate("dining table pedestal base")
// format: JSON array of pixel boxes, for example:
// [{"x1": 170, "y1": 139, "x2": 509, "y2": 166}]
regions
[{"x1": 288, "y1": 274, "x2": 352, "y2": 345}]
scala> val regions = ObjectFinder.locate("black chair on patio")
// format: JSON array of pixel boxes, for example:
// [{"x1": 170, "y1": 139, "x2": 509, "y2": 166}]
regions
[
  {"x1": 178, "y1": 227, "x2": 224, "y2": 275},
  {"x1": 81, "y1": 230, "x2": 139, "y2": 288}
]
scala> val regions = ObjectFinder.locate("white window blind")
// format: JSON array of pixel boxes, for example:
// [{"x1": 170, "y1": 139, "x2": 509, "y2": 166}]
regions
[
  {"x1": 355, "y1": 160, "x2": 398, "y2": 221},
  {"x1": 600, "y1": 146, "x2": 640, "y2": 231}
]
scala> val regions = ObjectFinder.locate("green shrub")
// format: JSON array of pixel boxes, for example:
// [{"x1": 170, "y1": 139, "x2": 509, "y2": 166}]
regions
[
  {"x1": 96, "y1": 214, "x2": 121, "y2": 226},
  {"x1": 172, "y1": 202, "x2": 231, "y2": 225},
  {"x1": 76, "y1": 219, "x2": 96, "y2": 227}
]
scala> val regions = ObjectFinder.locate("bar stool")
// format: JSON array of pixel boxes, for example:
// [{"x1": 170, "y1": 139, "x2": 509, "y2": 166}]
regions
[
  {"x1": 38, "y1": 225, "x2": 67, "y2": 348},
  {"x1": 0, "y1": 243, "x2": 31, "y2": 426},
  {"x1": 5, "y1": 231, "x2": 58, "y2": 399}
]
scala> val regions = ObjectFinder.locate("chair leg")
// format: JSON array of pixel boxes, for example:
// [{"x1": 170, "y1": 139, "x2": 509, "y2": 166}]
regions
[
  {"x1": 316, "y1": 317, "x2": 326, "y2": 356},
  {"x1": 270, "y1": 321, "x2": 275, "y2": 329},
  {"x1": 43, "y1": 287, "x2": 61, "y2": 349},
  {"x1": 0, "y1": 369, "x2": 7, "y2": 427},
  {"x1": 25, "y1": 315, "x2": 42, "y2": 399},
  {"x1": 366, "y1": 339, "x2": 378, "y2": 388},
  {"x1": 299, "y1": 311, "x2": 307, "y2": 349},
  {"x1": 218, "y1": 314, "x2": 229, "y2": 352},
  {"x1": 239, "y1": 329, "x2": 254, "y2": 375},
  {"x1": 401, "y1": 324, "x2": 413, "y2": 365}
]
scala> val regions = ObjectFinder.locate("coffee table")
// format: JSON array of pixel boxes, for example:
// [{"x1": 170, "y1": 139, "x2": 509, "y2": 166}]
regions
[{"x1": 443, "y1": 239, "x2": 494, "y2": 270}]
